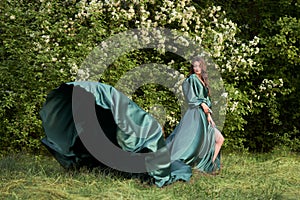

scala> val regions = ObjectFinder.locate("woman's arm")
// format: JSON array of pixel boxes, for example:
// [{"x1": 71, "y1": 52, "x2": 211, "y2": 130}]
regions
[
  {"x1": 206, "y1": 113, "x2": 215, "y2": 127},
  {"x1": 200, "y1": 103, "x2": 212, "y2": 114},
  {"x1": 182, "y1": 76, "x2": 211, "y2": 109}
]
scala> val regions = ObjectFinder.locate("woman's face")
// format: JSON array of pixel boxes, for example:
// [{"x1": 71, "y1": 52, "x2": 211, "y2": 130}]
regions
[{"x1": 192, "y1": 61, "x2": 202, "y2": 75}]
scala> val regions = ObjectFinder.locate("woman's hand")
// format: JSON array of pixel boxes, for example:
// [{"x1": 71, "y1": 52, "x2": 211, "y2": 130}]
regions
[
  {"x1": 201, "y1": 103, "x2": 211, "y2": 114},
  {"x1": 207, "y1": 114, "x2": 215, "y2": 127}
]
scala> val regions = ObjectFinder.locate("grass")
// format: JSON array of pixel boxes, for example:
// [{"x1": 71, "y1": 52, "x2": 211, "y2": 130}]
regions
[{"x1": 0, "y1": 149, "x2": 299, "y2": 200}]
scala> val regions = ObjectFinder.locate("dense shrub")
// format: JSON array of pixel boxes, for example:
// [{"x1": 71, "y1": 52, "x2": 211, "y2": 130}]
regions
[
  {"x1": 1, "y1": 0, "x2": 298, "y2": 153},
  {"x1": 202, "y1": 0, "x2": 300, "y2": 152}
]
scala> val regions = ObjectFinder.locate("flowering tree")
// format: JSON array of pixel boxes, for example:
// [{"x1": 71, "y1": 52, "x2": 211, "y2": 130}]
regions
[
  {"x1": 0, "y1": 0, "x2": 288, "y2": 152},
  {"x1": 206, "y1": 0, "x2": 300, "y2": 151}
]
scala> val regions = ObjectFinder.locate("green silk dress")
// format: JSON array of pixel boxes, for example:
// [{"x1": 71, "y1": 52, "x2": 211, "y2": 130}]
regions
[
  {"x1": 166, "y1": 74, "x2": 220, "y2": 172},
  {"x1": 40, "y1": 74, "x2": 220, "y2": 187}
]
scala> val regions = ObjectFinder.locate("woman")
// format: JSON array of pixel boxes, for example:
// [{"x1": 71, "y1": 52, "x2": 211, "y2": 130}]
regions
[{"x1": 166, "y1": 56, "x2": 224, "y2": 172}]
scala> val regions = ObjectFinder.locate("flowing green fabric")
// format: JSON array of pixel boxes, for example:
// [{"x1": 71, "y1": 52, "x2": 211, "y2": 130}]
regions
[
  {"x1": 40, "y1": 82, "x2": 192, "y2": 187},
  {"x1": 166, "y1": 74, "x2": 221, "y2": 172},
  {"x1": 40, "y1": 76, "x2": 220, "y2": 187}
]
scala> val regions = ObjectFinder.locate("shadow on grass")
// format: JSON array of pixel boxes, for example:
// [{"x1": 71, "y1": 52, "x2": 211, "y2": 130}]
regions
[{"x1": 0, "y1": 152, "x2": 154, "y2": 187}]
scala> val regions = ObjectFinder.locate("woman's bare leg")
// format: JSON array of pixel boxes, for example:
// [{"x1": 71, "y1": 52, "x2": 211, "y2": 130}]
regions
[{"x1": 212, "y1": 128, "x2": 224, "y2": 163}]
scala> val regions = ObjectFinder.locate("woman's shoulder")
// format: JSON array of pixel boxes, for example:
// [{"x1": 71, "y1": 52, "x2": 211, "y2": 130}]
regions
[
  {"x1": 184, "y1": 74, "x2": 205, "y2": 88},
  {"x1": 184, "y1": 74, "x2": 198, "y2": 83}
]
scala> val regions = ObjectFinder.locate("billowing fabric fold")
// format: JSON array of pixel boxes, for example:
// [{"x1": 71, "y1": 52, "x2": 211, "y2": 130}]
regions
[{"x1": 40, "y1": 82, "x2": 192, "y2": 187}]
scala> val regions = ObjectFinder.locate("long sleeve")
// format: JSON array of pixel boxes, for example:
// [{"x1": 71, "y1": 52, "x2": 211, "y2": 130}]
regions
[{"x1": 182, "y1": 74, "x2": 211, "y2": 109}]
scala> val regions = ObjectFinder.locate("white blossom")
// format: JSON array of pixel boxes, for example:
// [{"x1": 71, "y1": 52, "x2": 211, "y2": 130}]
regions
[{"x1": 221, "y1": 92, "x2": 228, "y2": 98}]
